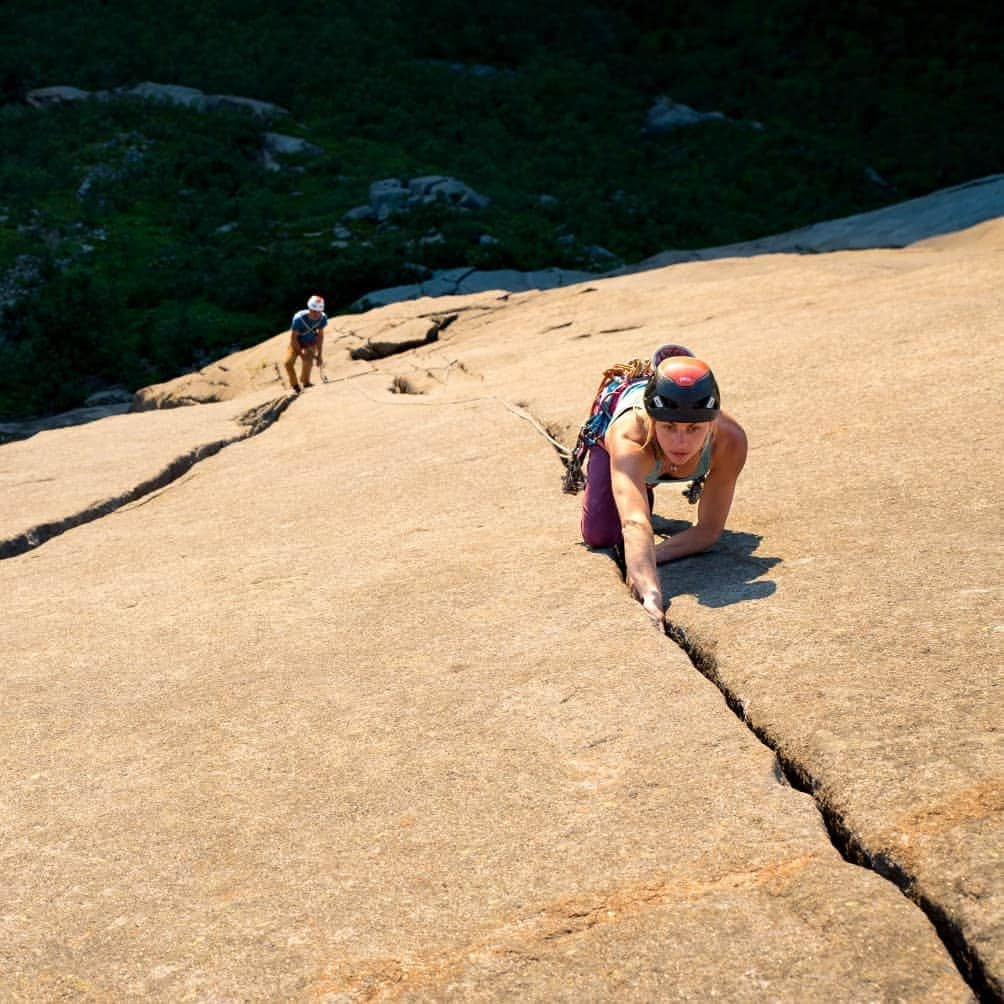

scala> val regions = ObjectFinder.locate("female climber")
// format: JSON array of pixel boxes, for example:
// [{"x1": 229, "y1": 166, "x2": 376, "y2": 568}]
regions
[{"x1": 573, "y1": 346, "x2": 747, "y2": 629}]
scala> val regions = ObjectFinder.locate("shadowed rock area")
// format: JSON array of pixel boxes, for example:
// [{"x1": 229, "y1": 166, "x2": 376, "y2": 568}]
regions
[{"x1": 2, "y1": 205, "x2": 1001, "y2": 999}]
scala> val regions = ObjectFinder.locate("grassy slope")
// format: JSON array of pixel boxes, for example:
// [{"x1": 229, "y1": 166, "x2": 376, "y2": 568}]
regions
[{"x1": 0, "y1": 0, "x2": 1000, "y2": 417}]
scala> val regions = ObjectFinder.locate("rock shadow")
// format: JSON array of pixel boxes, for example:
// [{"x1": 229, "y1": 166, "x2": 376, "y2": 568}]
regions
[{"x1": 649, "y1": 518, "x2": 780, "y2": 608}]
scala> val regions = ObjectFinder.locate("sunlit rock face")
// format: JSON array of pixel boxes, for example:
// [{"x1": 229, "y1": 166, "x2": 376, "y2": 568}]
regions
[{"x1": 1, "y1": 186, "x2": 1001, "y2": 1001}]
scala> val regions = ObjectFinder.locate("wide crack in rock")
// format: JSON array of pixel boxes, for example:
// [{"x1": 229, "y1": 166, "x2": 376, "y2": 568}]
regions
[
  {"x1": 0, "y1": 395, "x2": 292, "y2": 560},
  {"x1": 350, "y1": 312, "x2": 458, "y2": 361},
  {"x1": 658, "y1": 614, "x2": 994, "y2": 1003},
  {"x1": 514, "y1": 395, "x2": 994, "y2": 1001}
]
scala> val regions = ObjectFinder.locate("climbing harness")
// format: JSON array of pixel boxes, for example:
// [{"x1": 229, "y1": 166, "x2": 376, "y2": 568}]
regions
[
  {"x1": 562, "y1": 345, "x2": 710, "y2": 504},
  {"x1": 561, "y1": 358, "x2": 651, "y2": 494}
]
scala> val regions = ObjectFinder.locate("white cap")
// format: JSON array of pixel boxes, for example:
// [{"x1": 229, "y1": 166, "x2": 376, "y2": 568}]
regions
[{"x1": 307, "y1": 295, "x2": 325, "y2": 311}]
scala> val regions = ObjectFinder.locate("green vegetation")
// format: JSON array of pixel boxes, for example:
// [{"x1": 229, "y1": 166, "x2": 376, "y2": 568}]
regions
[{"x1": 0, "y1": 0, "x2": 1000, "y2": 418}]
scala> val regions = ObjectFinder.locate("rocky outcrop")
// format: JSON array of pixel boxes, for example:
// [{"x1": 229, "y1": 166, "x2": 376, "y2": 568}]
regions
[
  {"x1": 351, "y1": 264, "x2": 595, "y2": 310},
  {"x1": 353, "y1": 176, "x2": 1004, "y2": 310},
  {"x1": 344, "y1": 174, "x2": 492, "y2": 223},
  {"x1": 23, "y1": 82, "x2": 308, "y2": 180},
  {"x1": 624, "y1": 173, "x2": 1004, "y2": 268},
  {"x1": 129, "y1": 334, "x2": 291, "y2": 410},
  {"x1": 643, "y1": 95, "x2": 764, "y2": 134},
  {"x1": 25, "y1": 81, "x2": 289, "y2": 118},
  {"x1": 23, "y1": 84, "x2": 91, "y2": 106},
  {"x1": 645, "y1": 96, "x2": 728, "y2": 132},
  {"x1": 1, "y1": 206, "x2": 1001, "y2": 1000},
  {"x1": 260, "y1": 131, "x2": 324, "y2": 170}
]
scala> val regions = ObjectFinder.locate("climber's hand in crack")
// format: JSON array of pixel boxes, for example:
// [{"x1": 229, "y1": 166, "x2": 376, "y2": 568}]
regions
[
  {"x1": 641, "y1": 590, "x2": 666, "y2": 631},
  {"x1": 627, "y1": 574, "x2": 667, "y2": 632}
]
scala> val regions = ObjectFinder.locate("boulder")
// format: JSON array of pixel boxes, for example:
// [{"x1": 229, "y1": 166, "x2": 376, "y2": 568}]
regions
[
  {"x1": 124, "y1": 81, "x2": 209, "y2": 109},
  {"x1": 261, "y1": 132, "x2": 324, "y2": 171},
  {"x1": 206, "y1": 94, "x2": 288, "y2": 118},
  {"x1": 586, "y1": 244, "x2": 621, "y2": 265},
  {"x1": 343, "y1": 204, "x2": 377, "y2": 222},
  {"x1": 25, "y1": 81, "x2": 287, "y2": 121},
  {"x1": 369, "y1": 177, "x2": 411, "y2": 220},
  {"x1": 409, "y1": 174, "x2": 491, "y2": 209},
  {"x1": 645, "y1": 96, "x2": 727, "y2": 133},
  {"x1": 24, "y1": 85, "x2": 90, "y2": 107},
  {"x1": 343, "y1": 176, "x2": 492, "y2": 225},
  {"x1": 262, "y1": 132, "x2": 322, "y2": 156},
  {"x1": 84, "y1": 388, "x2": 134, "y2": 407}
]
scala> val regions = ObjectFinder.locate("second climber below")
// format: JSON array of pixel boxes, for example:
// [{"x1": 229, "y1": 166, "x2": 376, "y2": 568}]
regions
[
  {"x1": 284, "y1": 294, "x2": 327, "y2": 393},
  {"x1": 579, "y1": 347, "x2": 747, "y2": 629}
]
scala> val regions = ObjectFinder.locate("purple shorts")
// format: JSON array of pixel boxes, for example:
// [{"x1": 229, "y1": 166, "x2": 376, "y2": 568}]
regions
[{"x1": 580, "y1": 444, "x2": 654, "y2": 549}]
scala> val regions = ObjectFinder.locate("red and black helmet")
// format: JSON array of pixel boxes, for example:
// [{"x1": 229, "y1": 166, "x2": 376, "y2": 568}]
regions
[{"x1": 644, "y1": 357, "x2": 721, "y2": 423}]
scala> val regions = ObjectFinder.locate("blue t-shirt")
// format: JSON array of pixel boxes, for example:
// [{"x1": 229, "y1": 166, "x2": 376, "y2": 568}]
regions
[{"x1": 291, "y1": 309, "x2": 327, "y2": 346}]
